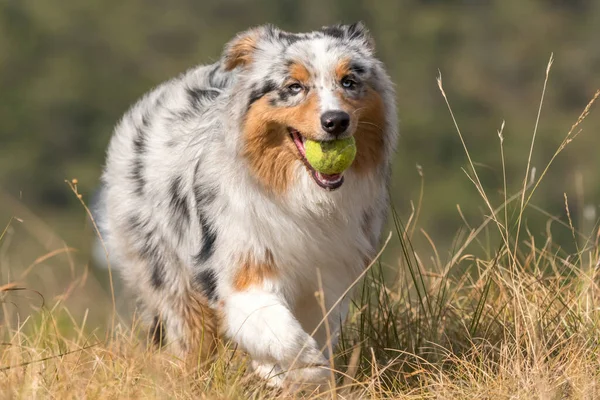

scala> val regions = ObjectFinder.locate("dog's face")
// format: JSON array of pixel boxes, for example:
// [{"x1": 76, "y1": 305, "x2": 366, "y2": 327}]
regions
[{"x1": 225, "y1": 23, "x2": 388, "y2": 194}]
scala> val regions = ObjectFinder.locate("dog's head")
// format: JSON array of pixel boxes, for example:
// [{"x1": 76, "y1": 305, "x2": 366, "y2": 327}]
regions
[{"x1": 224, "y1": 23, "x2": 394, "y2": 194}]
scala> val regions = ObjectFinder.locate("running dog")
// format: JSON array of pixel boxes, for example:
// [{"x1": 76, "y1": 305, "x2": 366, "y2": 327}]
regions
[{"x1": 96, "y1": 22, "x2": 397, "y2": 388}]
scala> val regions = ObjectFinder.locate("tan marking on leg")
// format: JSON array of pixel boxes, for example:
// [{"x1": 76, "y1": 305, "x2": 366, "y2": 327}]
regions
[
  {"x1": 233, "y1": 250, "x2": 278, "y2": 290},
  {"x1": 177, "y1": 289, "x2": 219, "y2": 367}
]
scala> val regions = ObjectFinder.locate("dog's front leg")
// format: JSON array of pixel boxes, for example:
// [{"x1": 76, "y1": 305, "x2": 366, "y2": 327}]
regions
[{"x1": 222, "y1": 287, "x2": 330, "y2": 388}]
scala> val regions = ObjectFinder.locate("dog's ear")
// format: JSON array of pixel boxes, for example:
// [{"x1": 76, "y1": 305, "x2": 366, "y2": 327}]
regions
[
  {"x1": 222, "y1": 25, "x2": 271, "y2": 71},
  {"x1": 321, "y1": 21, "x2": 375, "y2": 53},
  {"x1": 345, "y1": 21, "x2": 375, "y2": 53}
]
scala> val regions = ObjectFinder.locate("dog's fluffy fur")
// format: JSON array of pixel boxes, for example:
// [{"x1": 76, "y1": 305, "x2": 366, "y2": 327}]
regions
[{"x1": 97, "y1": 22, "x2": 397, "y2": 388}]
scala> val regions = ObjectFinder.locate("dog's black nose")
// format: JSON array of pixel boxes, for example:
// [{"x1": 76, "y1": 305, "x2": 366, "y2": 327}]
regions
[{"x1": 320, "y1": 111, "x2": 350, "y2": 136}]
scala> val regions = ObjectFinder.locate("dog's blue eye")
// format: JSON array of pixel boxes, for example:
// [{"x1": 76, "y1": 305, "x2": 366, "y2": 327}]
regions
[
  {"x1": 341, "y1": 77, "x2": 357, "y2": 89},
  {"x1": 288, "y1": 83, "x2": 303, "y2": 94}
]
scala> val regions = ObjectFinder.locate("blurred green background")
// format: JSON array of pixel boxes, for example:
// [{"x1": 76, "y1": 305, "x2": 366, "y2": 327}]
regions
[{"x1": 1, "y1": 0, "x2": 599, "y2": 322}]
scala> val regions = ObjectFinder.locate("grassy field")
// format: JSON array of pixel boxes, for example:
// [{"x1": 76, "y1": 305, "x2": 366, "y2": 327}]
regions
[{"x1": 2, "y1": 63, "x2": 600, "y2": 399}]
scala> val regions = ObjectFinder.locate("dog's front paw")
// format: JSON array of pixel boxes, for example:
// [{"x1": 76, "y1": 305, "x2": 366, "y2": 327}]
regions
[
  {"x1": 282, "y1": 364, "x2": 331, "y2": 394},
  {"x1": 281, "y1": 343, "x2": 330, "y2": 393},
  {"x1": 251, "y1": 360, "x2": 285, "y2": 388},
  {"x1": 294, "y1": 334, "x2": 329, "y2": 366}
]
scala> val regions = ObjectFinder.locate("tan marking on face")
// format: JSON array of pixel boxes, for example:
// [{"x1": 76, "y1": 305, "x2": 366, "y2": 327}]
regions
[
  {"x1": 243, "y1": 93, "x2": 321, "y2": 194},
  {"x1": 335, "y1": 58, "x2": 352, "y2": 82},
  {"x1": 335, "y1": 59, "x2": 386, "y2": 174},
  {"x1": 233, "y1": 250, "x2": 278, "y2": 290},
  {"x1": 289, "y1": 62, "x2": 311, "y2": 83},
  {"x1": 336, "y1": 87, "x2": 386, "y2": 175}
]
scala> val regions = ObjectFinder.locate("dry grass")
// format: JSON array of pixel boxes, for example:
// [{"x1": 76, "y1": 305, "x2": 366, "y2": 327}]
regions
[{"x1": 2, "y1": 59, "x2": 600, "y2": 399}]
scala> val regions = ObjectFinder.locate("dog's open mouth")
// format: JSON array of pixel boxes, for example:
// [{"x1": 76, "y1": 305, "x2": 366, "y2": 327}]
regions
[{"x1": 289, "y1": 128, "x2": 344, "y2": 191}]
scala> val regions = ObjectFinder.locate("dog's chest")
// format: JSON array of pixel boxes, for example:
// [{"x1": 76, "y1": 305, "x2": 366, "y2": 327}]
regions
[{"x1": 215, "y1": 180, "x2": 373, "y2": 293}]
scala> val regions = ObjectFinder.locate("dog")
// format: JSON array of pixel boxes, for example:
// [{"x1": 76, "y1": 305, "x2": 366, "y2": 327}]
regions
[{"x1": 96, "y1": 22, "x2": 397, "y2": 388}]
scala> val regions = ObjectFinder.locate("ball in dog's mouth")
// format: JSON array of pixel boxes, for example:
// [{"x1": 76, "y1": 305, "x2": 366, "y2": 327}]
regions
[{"x1": 289, "y1": 128, "x2": 344, "y2": 190}]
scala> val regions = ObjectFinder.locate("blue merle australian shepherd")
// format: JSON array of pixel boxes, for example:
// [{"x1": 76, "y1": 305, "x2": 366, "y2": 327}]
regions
[{"x1": 96, "y1": 22, "x2": 397, "y2": 389}]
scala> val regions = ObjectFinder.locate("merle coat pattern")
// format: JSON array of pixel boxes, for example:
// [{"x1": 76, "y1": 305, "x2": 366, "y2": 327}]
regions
[{"x1": 97, "y1": 22, "x2": 397, "y2": 388}]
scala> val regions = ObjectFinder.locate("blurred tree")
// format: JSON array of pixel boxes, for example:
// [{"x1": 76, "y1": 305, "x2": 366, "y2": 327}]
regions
[{"x1": 0, "y1": 0, "x2": 599, "y2": 256}]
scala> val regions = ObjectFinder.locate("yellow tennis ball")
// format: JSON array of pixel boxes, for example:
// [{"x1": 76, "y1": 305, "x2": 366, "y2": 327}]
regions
[{"x1": 304, "y1": 137, "x2": 357, "y2": 175}]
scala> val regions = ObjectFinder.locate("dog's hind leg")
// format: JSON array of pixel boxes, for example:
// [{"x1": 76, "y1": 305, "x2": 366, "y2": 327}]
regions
[{"x1": 148, "y1": 289, "x2": 218, "y2": 367}]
